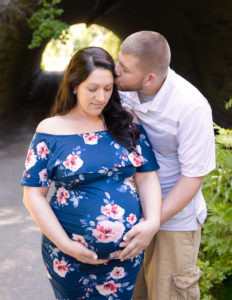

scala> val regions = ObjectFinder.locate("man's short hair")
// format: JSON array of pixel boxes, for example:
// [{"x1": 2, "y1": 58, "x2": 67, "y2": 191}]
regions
[{"x1": 120, "y1": 31, "x2": 171, "y2": 78}]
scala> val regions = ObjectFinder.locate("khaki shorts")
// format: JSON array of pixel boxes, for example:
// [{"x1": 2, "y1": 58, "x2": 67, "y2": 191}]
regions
[{"x1": 133, "y1": 223, "x2": 202, "y2": 300}]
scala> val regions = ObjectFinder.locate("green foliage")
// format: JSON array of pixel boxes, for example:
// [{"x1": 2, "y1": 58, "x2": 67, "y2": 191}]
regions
[
  {"x1": 225, "y1": 98, "x2": 232, "y2": 110},
  {"x1": 27, "y1": 1, "x2": 121, "y2": 58},
  {"x1": 214, "y1": 123, "x2": 232, "y2": 148},
  {"x1": 103, "y1": 31, "x2": 121, "y2": 61},
  {"x1": 72, "y1": 24, "x2": 105, "y2": 53},
  {"x1": 27, "y1": 0, "x2": 68, "y2": 49},
  {"x1": 198, "y1": 121, "x2": 232, "y2": 299},
  {"x1": 72, "y1": 24, "x2": 121, "y2": 61}
]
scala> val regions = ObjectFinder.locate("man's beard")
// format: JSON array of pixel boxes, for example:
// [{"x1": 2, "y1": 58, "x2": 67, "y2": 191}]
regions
[{"x1": 116, "y1": 79, "x2": 144, "y2": 92}]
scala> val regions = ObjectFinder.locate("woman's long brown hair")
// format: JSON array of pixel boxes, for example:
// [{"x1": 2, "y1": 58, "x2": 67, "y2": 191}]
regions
[{"x1": 50, "y1": 47, "x2": 140, "y2": 149}]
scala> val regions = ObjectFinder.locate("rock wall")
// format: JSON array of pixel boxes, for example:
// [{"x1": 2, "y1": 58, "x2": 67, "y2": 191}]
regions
[{"x1": 0, "y1": 0, "x2": 42, "y2": 113}]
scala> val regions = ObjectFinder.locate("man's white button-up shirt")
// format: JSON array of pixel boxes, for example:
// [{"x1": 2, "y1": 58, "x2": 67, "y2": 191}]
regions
[{"x1": 119, "y1": 69, "x2": 216, "y2": 231}]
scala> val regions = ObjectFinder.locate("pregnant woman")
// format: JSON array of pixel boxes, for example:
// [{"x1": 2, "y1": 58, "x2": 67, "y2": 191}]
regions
[{"x1": 21, "y1": 47, "x2": 161, "y2": 300}]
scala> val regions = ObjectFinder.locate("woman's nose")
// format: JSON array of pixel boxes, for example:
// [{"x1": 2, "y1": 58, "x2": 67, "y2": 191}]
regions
[{"x1": 96, "y1": 89, "x2": 105, "y2": 102}]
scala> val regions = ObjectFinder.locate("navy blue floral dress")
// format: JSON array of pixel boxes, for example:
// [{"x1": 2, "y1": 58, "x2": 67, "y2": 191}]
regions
[{"x1": 21, "y1": 125, "x2": 159, "y2": 300}]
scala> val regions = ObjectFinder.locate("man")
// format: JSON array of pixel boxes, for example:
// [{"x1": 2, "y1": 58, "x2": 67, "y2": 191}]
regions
[{"x1": 115, "y1": 31, "x2": 215, "y2": 300}]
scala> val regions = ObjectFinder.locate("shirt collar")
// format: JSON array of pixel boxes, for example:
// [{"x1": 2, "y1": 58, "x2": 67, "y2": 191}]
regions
[{"x1": 121, "y1": 68, "x2": 173, "y2": 113}]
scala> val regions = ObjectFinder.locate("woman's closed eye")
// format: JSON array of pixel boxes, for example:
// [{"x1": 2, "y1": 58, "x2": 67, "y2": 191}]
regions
[
  {"x1": 87, "y1": 88, "x2": 97, "y2": 92},
  {"x1": 87, "y1": 86, "x2": 113, "y2": 93},
  {"x1": 104, "y1": 87, "x2": 113, "y2": 92}
]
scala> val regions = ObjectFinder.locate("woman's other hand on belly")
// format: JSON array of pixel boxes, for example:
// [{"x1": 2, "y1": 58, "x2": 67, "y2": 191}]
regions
[{"x1": 62, "y1": 238, "x2": 109, "y2": 265}]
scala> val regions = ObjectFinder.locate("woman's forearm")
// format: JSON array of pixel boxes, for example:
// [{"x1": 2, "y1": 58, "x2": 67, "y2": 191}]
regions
[
  {"x1": 23, "y1": 187, "x2": 109, "y2": 264},
  {"x1": 23, "y1": 187, "x2": 70, "y2": 252}
]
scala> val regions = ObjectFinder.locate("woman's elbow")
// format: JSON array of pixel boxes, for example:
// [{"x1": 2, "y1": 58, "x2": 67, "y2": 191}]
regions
[
  {"x1": 22, "y1": 188, "x2": 32, "y2": 207},
  {"x1": 23, "y1": 194, "x2": 29, "y2": 206}
]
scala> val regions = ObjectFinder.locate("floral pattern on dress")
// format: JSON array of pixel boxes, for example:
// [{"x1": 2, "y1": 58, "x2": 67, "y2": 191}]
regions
[
  {"x1": 126, "y1": 213, "x2": 137, "y2": 225},
  {"x1": 92, "y1": 220, "x2": 125, "y2": 243},
  {"x1": 39, "y1": 168, "x2": 48, "y2": 183},
  {"x1": 25, "y1": 148, "x2": 37, "y2": 170},
  {"x1": 79, "y1": 274, "x2": 97, "y2": 298},
  {"x1": 124, "y1": 177, "x2": 137, "y2": 193},
  {"x1": 96, "y1": 280, "x2": 121, "y2": 296},
  {"x1": 53, "y1": 258, "x2": 71, "y2": 278},
  {"x1": 63, "y1": 152, "x2": 83, "y2": 172},
  {"x1": 69, "y1": 174, "x2": 84, "y2": 184},
  {"x1": 128, "y1": 145, "x2": 146, "y2": 167},
  {"x1": 83, "y1": 132, "x2": 101, "y2": 145},
  {"x1": 36, "y1": 141, "x2": 50, "y2": 158},
  {"x1": 51, "y1": 189, "x2": 87, "y2": 209},
  {"x1": 109, "y1": 141, "x2": 133, "y2": 168},
  {"x1": 117, "y1": 176, "x2": 138, "y2": 197},
  {"x1": 56, "y1": 187, "x2": 69, "y2": 206},
  {"x1": 42, "y1": 239, "x2": 80, "y2": 279},
  {"x1": 79, "y1": 190, "x2": 141, "y2": 254},
  {"x1": 22, "y1": 125, "x2": 159, "y2": 299},
  {"x1": 72, "y1": 234, "x2": 88, "y2": 248},
  {"x1": 77, "y1": 264, "x2": 135, "y2": 299},
  {"x1": 98, "y1": 167, "x2": 121, "y2": 183},
  {"x1": 110, "y1": 267, "x2": 126, "y2": 280},
  {"x1": 101, "y1": 204, "x2": 125, "y2": 220},
  {"x1": 95, "y1": 265, "x2": 134, "y2": 298}
]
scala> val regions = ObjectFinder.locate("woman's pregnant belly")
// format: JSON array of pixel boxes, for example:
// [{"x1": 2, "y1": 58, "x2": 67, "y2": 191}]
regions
[{"x1": 50, "y1": 185, "x2": 141, "y2": 259}]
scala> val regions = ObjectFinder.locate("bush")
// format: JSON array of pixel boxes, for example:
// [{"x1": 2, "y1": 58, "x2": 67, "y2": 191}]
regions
[{"x1": 198, "y1": 123, "x2": 232, "y2": 299}]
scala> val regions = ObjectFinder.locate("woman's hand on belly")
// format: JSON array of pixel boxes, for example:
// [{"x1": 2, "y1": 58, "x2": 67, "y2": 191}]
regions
[
  {"x1": 116, "y1": 218, "x2": 159, "y2": 261},
  {"x1": 62, "y1": 239, "x2": 109, "y2": 265}
]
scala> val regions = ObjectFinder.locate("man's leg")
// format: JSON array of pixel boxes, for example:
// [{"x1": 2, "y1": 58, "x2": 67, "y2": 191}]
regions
[{"x1": 133, "y1": 223, "x2": 202, "y2": 300}]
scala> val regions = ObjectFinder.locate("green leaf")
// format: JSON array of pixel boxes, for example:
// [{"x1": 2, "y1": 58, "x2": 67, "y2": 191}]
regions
[{"x1": 27, "y1": 0, "x2": 68, "y2": 49}]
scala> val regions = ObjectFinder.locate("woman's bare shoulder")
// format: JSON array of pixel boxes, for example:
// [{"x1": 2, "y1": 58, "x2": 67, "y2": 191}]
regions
[{"x1": 36, "y1": 116, "x2": 65, "y2": 134}]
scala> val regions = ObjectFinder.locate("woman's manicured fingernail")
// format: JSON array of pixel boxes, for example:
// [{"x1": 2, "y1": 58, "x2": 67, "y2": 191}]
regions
[
  {"x1": 93, "y1": 254, "x2": 98, "y2": 260},
  {"x1": 123, "y1": 236, "x2": 127, "y2": 241}
]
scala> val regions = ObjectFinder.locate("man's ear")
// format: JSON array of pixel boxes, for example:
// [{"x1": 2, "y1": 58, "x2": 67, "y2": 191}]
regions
[{"x1": 143, "y1": 73, "x2": 156, "y2": 87}]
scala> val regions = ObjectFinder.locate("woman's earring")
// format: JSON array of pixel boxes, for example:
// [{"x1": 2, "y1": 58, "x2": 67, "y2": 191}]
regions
[{"x1": 73, "y1": 90, "x2": 77, "y2": 94}]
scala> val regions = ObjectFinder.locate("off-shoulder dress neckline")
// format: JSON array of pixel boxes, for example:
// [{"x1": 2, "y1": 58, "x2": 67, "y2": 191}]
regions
[{"x1": 35, "y1": 129, "x2": 109, "y2": 137}]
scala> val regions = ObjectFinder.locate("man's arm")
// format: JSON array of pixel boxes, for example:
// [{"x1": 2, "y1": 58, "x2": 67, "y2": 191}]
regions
[
  {"x1": 160, "y1": 174, "x2": 203, "y2": 225},
  {"x1": 160, "y1": 104, "x2": 215, "y2": 225}
]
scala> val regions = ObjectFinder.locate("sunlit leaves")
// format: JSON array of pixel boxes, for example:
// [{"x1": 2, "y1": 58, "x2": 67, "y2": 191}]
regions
[
  {"x1": 41, "y1": 24, "x2": 121, "y2": 71},
  {"x1": 225, "y1": 98, "x2": 232, "y2": 110}
]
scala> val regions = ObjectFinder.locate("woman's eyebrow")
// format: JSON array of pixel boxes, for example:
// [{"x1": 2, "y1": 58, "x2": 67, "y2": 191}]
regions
[{"x1": 87, "y1": 83, "x2": 113, "y2": 86}]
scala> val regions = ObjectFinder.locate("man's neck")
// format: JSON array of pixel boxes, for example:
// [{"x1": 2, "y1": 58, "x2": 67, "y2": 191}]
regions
[
  {"x1": 140, "y1": 76, "x2": 166, "y2": 96},
  {"x1": 138, "y1": 91, "x2": 155, "y2": 103}
]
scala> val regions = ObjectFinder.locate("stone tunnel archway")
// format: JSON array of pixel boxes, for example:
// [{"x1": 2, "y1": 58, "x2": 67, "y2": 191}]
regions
[{"x1": 0, "y1": 0, "x2": 232, "y2": 127}]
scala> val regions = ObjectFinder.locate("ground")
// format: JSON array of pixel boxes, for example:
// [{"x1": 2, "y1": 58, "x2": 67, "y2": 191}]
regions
[{"x1": 0, "y1": 107, "x2": 54, "y2": 299}]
